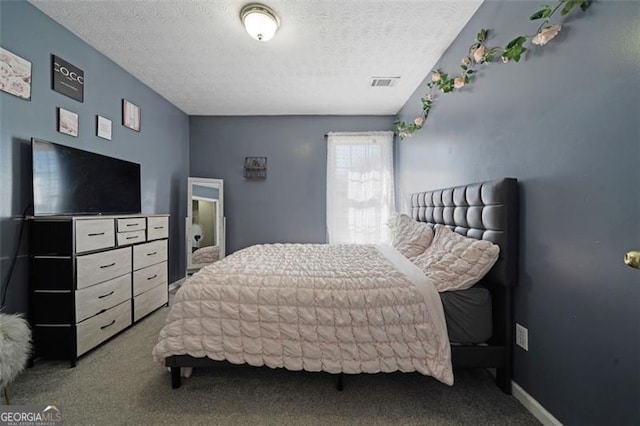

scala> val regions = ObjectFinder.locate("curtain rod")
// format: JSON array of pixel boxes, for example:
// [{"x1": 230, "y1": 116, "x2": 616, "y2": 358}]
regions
[{"x1": 324, "y1": 131, "x2": 396, "y2": 138}]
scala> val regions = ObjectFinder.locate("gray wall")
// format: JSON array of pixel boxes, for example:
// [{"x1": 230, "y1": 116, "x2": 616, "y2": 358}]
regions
[
  {"x1": 0, "y1": 2, "x2": 189, "y2": 313},
  {"x1": 396, "y1": 2, "x2": 639, "y2": 424},
  {"x1": 190, "y1": 116, "x2": 394, "y2": 253}
]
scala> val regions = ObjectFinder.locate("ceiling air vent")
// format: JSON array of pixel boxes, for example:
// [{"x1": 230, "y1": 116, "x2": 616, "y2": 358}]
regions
[{"x1": 370, "y1": 77, "x2": 399, "y2": 87}]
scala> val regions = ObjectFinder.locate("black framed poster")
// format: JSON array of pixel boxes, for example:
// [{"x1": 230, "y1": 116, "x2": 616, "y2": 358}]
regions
[{"x1": 52, "y1": 55, "x2": 84, "y2": 102}]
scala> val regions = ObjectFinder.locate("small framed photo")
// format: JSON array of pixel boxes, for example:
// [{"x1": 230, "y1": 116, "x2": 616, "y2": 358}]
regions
[
  {"x1": 58, "y1": 107, "x2": 78, "y2": 137},
  {"x1": 96, "y1": 115, "x2": 112, "y2": 140},
  {"x1": 0, "y1": 47, "x2": 32, "y2": 100},
  {"x1": 122, "y1": 99, "x2": 140, "y2": 132}
]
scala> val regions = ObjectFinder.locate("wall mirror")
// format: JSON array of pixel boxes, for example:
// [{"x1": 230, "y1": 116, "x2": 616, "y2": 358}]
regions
[{"x1": 187, "y1": 177, "x2": 224, "y2": 273}]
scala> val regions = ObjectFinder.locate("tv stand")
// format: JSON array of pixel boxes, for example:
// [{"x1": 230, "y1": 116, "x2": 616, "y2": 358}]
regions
[{"x1": 29, "y1": 214, "x2": 170, "y2": 367}]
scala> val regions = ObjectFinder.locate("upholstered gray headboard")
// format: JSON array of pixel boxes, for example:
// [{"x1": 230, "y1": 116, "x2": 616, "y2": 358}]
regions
[{"x1": 410, "y1": 178, "x2": 518, "y2": 288}]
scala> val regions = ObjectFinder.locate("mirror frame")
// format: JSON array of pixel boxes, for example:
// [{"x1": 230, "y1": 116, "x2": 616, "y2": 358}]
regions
[{"x1": 186, "y1": 177, "x2": 225, "y2": 273}]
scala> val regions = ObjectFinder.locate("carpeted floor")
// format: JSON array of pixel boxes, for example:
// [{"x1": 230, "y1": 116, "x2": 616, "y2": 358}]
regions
[{"x1": 9, "y1": 305, "x2": 539, "y2": 425}]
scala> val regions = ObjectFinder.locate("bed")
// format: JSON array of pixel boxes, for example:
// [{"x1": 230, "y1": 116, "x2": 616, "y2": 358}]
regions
[{"x1": 155, "y1": 177, "x2": 518, "y2": 393}]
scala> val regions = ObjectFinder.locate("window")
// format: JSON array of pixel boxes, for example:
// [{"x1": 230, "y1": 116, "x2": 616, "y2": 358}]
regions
[{"x1": 326, "y1": 131, "x2": 394, "y2": 244}]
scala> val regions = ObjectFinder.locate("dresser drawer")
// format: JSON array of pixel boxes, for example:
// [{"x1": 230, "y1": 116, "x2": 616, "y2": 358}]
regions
[
  {"x1": 76, "y1": 300, "x2": 131, "y2": 356},
  {"x1": 76, "y1": 274, "x2": 132, "y2": 323},
  {"x1": 134, "y1": 284, "x2": 167, "y2": 322},
  {"x1": 133, "y1": 261, "x2": 168, "y2": 296},
  {"x1": 147, "y1": 216, "x2": 169, "y2": 241},
  {"x1": 117, "y1": 217, "x2": 146, "y2": 232},
  {"x1": 116, "y1": 230, "x2": 146, "y2": 246},
  {"x1": 77, "y1": 247, "x2": 132, "y2": 289},
  {"x1": 133, "y1": 240, "x2": 167, "y2": 271},
  {"x1": 75, "y1": 219, "x2": 115, "y2": 253}
]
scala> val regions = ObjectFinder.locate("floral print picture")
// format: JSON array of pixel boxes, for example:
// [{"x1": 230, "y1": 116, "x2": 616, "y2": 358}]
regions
[
  {"x1": 0, "y1": 47, "x2": 32, "y2": 100},
  {"x1": 122, "y1": 99, "x2": 141, "y2": 132},
  {"x1": 58, "y1": 107, "x2": 79, "y2": 137}
]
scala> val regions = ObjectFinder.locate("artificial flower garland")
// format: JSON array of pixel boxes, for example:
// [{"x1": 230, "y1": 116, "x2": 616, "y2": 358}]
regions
[{"x1": 394, "y1": 0, "x2": 592, "y2": 139}]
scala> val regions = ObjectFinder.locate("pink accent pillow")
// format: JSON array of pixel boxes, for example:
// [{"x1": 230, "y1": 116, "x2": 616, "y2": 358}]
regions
[
  {"x1": 411, "y1": 225, "x2": 500, "y2": 292},
  {"x1": 389, "y1": 213, "x2": 434, "y2": 259}
]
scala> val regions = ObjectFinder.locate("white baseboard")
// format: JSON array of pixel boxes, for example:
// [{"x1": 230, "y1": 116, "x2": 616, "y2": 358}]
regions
[
  {"x1": 168, "y1": 278, "x2": 186, "y2": 292},
  {"x1": 512, "y1": 381, "x2": 562, "y2": 426}
]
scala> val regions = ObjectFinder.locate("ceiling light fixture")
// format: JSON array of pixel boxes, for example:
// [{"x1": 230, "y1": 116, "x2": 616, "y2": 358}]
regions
[{"x1": 240, "y1": 3, "x2": 280, "y2": 42}]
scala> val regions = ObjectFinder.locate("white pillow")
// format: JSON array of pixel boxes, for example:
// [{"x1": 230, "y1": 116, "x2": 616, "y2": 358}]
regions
[
  {"x1": 411, "y1": 224, "x2": 500, "y2": 292},
  {"x1": 389, "y1": 213, "x2": 434, "y2": 259}
]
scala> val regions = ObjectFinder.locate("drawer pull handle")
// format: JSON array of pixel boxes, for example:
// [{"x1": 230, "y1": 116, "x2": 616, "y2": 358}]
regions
[
  {"x1": 88, "y1": 232, "x2": 105, "y2": 237},
  {"x1": 100, "y1": 320, "x2": 116, "y2": 330},
  {"x1": 100, "y1": 262, "x2": 116, "y2": 269},
  {"x1": 147, "y1": 252, "x2": 157, "y2": 256},
  {"x1": 126, "y1": 236, "x2": 139, "y2": 240},
  {"x1": 98, "y1": 291, "x2": 114, "y2": 299},
  {"x1": 154, "y1": 226, "x2": 164, "y2": 230},
  {"x1": 147, "y1": 274, "x2": 158, "y2": 280},
  {"x1": 126, "y1": 224, "x2": 137, "y2": 227}
]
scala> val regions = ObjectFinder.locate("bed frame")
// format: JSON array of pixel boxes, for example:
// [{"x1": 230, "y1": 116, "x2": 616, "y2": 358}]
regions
[
  {"x1": 166, "y1": 178, "x2": 518, "y2": 394},
  {"x1": 410, "y1": 178, "x2": 518, "y2": 394}
]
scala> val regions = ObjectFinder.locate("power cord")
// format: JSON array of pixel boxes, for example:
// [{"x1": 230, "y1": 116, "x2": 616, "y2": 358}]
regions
[{"x1": 0, "y1": 204, "x2": 32, "y2": 310}]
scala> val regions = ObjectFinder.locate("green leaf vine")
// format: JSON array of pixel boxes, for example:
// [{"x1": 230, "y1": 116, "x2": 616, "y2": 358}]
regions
[{"x1": 394, "y1": 0, "x2": 591, "y2": 139}]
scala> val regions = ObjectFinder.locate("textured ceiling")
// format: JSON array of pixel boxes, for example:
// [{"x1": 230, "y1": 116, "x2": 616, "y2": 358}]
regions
[{"x1": 29, "y1": 0, "x2": 483, "y2": 115}]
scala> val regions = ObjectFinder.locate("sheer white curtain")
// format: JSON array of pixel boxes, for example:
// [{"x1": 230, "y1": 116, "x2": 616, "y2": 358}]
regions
[{"x1": 326, "y1": 131, "x2": 394, "y2": 244}]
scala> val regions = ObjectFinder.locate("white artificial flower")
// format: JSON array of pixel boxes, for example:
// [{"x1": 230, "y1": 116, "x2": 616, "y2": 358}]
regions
[{"x1": 532, "y1": 25, "x2": 562, "y2": 46}]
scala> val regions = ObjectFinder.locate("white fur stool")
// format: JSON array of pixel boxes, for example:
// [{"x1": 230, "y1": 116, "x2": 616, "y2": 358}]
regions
[{"x1": 0, "y1": 313, "x2": 31, "y2": 404}]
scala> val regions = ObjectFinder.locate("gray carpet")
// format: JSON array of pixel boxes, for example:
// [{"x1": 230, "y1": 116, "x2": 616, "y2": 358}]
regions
[{"x1": 9, "y1": 305, "x2": 539, "y2": 425}]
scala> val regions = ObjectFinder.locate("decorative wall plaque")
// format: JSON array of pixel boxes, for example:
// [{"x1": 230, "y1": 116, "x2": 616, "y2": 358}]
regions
[
  {"x1": 52, "y1": 55, "x2": 84, "y2": 102},
  {"x1": 243, "y1": 157, "x2": 267, "y2": 179}
]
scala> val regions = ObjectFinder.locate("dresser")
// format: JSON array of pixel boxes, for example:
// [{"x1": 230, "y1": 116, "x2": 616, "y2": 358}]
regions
[{"x1": 30, "y1": 214, "x2": 169, "y2": 366}]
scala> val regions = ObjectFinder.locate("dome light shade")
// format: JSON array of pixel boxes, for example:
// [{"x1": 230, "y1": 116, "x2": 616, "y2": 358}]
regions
[{"x1": 240, "y1": 4, "x2": 280, "y2": 41}]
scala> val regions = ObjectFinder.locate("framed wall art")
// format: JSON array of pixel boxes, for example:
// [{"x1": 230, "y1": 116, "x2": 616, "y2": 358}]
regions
[
  {"x1": 243, "y1": 157, "x2": 267, "y2": 180},
  {"x1": 122, "y1": 99, "x2": 141, "y2": 132},
  {"x1": 52, "y1": 55, "x2": 84, "y2": 102},
  {"x1": 96, "y1": 115, "x2": 112, "y2": 140},
  {"x1": 58, "y1": 107, "x2": 79, "y2": 137},
  {"x1": 0, "y1": 47, "x2": 32, "y2": 100}
]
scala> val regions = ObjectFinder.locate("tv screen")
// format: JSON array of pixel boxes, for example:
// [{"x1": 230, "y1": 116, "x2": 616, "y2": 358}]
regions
[{"x1": 32, "y1": 139, "x2": 141, "y2": 216}]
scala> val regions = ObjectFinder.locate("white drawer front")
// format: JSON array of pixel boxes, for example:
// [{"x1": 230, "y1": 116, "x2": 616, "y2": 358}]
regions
[
  {"x1": 117, "y1": 230, "x2": 146, "y2": 246},
  {"x1": 134, "y1": 284, "x2": 168, "y2": 322},
  {"x1": 147, "y1": 217, "x2": 169, "y2": 241},
  {"x1": 76, "y1": 219, "x2": 115, "y2": 253},
  {"x1": 117, "y1": 217, "x2": 146, "y2": 232},
  {"x1": 76, "y1": 274, "x2": 132, "y2": 323},
  {"x1": 133, "y1": 240, "x2": 168, "y2": 271},
  {"x1": 77, "y1": 247, "x2": 132, "y2": 289},
  {"x1": 133, "y1": 261, "x2": 168, "y2": 296},
  {"x1": 76, "y1": 300, "x2": 131, "y2": 356}
]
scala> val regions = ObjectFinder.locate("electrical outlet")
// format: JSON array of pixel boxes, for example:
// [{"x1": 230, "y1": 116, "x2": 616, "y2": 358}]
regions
[{"x1": 516, "y1": 323, "x2": 529, "y2": 351}]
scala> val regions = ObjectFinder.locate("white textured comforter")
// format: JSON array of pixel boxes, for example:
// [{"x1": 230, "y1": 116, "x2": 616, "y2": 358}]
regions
[{"x1": 153, "y1": 244, "x2": 453, "y2": 385}]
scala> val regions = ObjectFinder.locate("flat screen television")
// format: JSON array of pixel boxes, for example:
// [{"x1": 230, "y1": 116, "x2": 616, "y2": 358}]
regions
[{"x1": 32, "y1": 138, "x2": 141, "y2": 216}]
